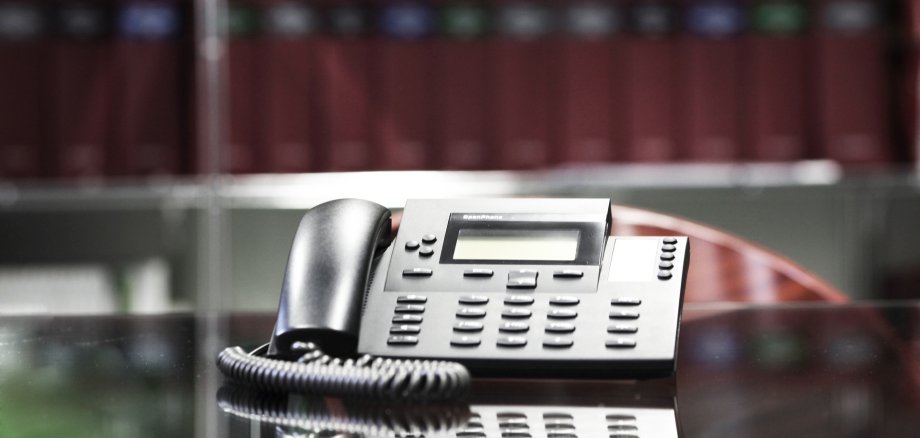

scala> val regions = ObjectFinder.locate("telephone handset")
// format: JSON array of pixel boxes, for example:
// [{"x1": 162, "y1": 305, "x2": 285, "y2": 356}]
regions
[{"x1": 218, "y1": 198, "x2": 689, "y2": 401}]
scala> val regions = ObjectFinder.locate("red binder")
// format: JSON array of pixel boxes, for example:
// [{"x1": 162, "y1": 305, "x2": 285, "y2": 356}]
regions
[
  {"x1": 256, "y1": 0, "x2": 317, "y2": 173},
  {"x1": 680, "y1": 0, "x2": 745, "y2": 161},
  {"x1": 316, "y1": 1, "x2": 373, "y2": 171},
  {"x1": 0, "y1": 3, "x2": 47, "y2": 179},
  {"x1": 491, "y1": 0, "x2": 554, "y2": 169},
  {"x1": 225, "y1": 3, "x2": 257, "y2": 174},
  {"x1": 555, "y1": 0, "x2": 622, "y2": 165},
  {"x1": 51, "y1": 3, "x2": 112, "y2": 179},
  {"x1": 745, "y1": 0, "x2": 808, "y2": 162},
  {"x1": 812, "y1": 0, "x2": 890, "y2": 165},
  {"x1": 373, "y1": 1, "x2": 435, "y2": 170},
  {"x1": 112, "y1": 0, "x2": 183, "y2": 176},
  {"x1": 435, "y1": 1, "x2": 489, "y2": 170},
  {"x1": 624, "y1": 1, "x2": 678, "y2": 162}
]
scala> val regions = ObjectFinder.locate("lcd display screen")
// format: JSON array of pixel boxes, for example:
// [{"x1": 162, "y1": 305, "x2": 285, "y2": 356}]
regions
[{"x1": 452, "y1": 229, "x2": 580, "y2": 261}]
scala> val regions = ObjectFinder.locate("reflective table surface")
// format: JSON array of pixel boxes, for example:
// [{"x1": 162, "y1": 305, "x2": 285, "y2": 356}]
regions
[{"x1": 1, "y1": 303, "x2": 918, "y2": 437}]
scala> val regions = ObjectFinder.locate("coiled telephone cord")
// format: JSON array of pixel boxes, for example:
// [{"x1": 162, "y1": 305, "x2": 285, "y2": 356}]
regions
[{"x1": 216, "y1": 342, "x2": 471, "y2": 402}]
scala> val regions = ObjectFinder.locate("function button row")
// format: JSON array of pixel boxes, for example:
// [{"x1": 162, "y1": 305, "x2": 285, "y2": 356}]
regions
[
  {"x1": 505, "y1": 295, "x2": 535, "y2": 305},
  {"x1": 611, "y1": 297, "x2": 641, "y2": 306},
  {"x1": 657, "y1": 270, "x2": 673, "y2": 280},
  {"x1": 605, "y1": 338, "x2": 637, "y2": 349},
  {"x1": 387, "y1": 335, "x2": 418, "y2": 345},
  {"x1": 502, "y1": 308, "x2": 532, "y2": 318},
  {"x1": 553, "y1": 269, "x2": 584, "y2": 278},
  {"x1": 659, "y1": 252, "x2": 675, "y2": 261},
  {"x1": 454, "y1": 321, "x2": 483, "y2": 332},
  {"x1": 659, "y1": 261, "x2": 674, "y2": 270},
  {"x1": 543, "y1": 337, "x2": 574, "y2": 348},
  {"x1": 390, "y1": 325, "x2": 420, "y2": 334},
  {"x1": 451, "y1": 336, "x2": 481, "y2": 347},
  {"x1": 545, "y1": 322, "x2": 575, "y2": 333},
  {"x1": 455, "y1": 431, "x2": 485, "y2": 437},
  {"x1": 547, "y1": 309, "x2": 578, "y2": 319},
  {"x1": 661, "y1": 243, "x2": 677, "y2": 253},
  {"x1": 457, "y1": 308, "x2": 487, "y2": 318},
  {"x1": 397, "y1": 295, "x2": 427, "y2": 303},
  {"x1": 500, "y1": 322, "x2": 530, "y2": 332},
  {"x1": 507, "y1": 270, "x2": 538, "y2": 289},
  {"x1": 395, "y1": 304, "x2": 425, "y2": 313},
  {"x1": 607, "y1": 324, "x2": 638, "y2": 334},
  {"x1": 459, "y1": 295, "x2": 489, "y2": 305},
  {"x1": 550, "y1": 296, "x2": 580, "y2": 306},
  {"x1": 499, "y1": 418, "x2": 528, "y2": 426},
  {"x1": 402, "y1": 268, "x2": 432, "y2": 277},
  {"x1": 663, "y1": 237, "x2": 678, "y2": 244},
  {"x1": 609, "y1": 311, "x2": 640, "y2": 320},
  {"x1": 464, "y1": 268, "x2": 494, "y2": 278},
  {"x1": 393, "y1": 314, "x2": 422, "y2": 323},
  {"x1": 497, "y1": 336, "x2": 527, "y2": 347}
]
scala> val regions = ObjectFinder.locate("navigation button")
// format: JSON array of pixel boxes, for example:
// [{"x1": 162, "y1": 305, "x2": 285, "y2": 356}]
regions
[
  {"x1": 392, "y1": 314, "x2": 422, "y2": 323},
  {"x1": 549, "y1": 296, "x2": 580, "y2": 306},
  {"x1": 457, "y1": 308, "x2": 487, "y2": 318},
  {"x1": 402, "y1": 268, "x2": 432, "y2": 277},
  {"x1": 419, "y1": 247, "x2": 434, "y2": 257},
  {"x1": 450, "y1": 336, "x2": 481, "y2": 347},
  {"x1": 504, "y1": 295, "x2": 534, "y2": 305},
  {"x1": 499, "y1": 322, "x2": 530, "y2": 332},
  {"x1": 611, "y1": 297, "x2": 641, "y2": 306},
  {"x1": 607, "y1": 324, "x2": 638, "y2": 333},
  {"x1": 657, "y1": 270, "x2": 673, "y2": 280},
  {"x1": 395, "y1": 304, "x2": 425, "y2": 313},
  {"x1": 543, "y1": 337, "x2": 574, "y2": 348},
  {"x1": 547, "y1": 309, "x2": 578, "y2": 319},
  {"x1": 496, "y1": 336, "x2": 527, "y2": 347},
  {"x1": 390, "y1": 325, "x2": 421, "y2": 334},
  {"x1": 422, "y1": 234, "x2": 437, "y2": 243},
  {"x1": 453, "y1": 321, "x2": 484, "y2": 332},
  {"x1": 459, "y1": 295, "x2": 489, "y2": 305},
  {"x1": 507, "y1": 270, "x2": 538, "y2": 289},
  {"x1": 397, "y1": 295, "x2": 427, "y2": 303},
  {"x1": 463, "y1": 269, "x2": 494, "y2": 278},
  {"x1": 405, "y1": 240, "x2": 420, "y2": 250},
  {"x1": 606, "y1": 339, "x2": 638, "y2": 348},
  {"x1": 387, "y1": 335, "x2": 418, "y2": 345},
  {"x1": 553, "y1": 270, "x2": 584, "y2": 278},
  {"x1": 545, "y1": 323, "x2": 575, "y2": 333},
  {"x1": 502, "y1": 308, "x2": 532, "y2": 318}
]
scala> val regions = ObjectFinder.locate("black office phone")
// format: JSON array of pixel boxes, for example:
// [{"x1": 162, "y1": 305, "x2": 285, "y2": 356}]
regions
[{"x1": 218, "y1": 198, "x2": 689, "y2": 401}]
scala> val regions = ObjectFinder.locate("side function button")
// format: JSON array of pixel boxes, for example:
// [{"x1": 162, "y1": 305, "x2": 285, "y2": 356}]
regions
[
  {"x1": 454, "y1": 321, "x2": 484, "y2": 332},
  {"x1": 661, "y1": 244, "x2": 677, "y2": 253},
  {"x1": 611, "y1": 297, "x2": 642, "y2": 306},
  {"x1": 663, "y1": 237, "x2": 678, "y2": 244},
  {"x1": 392, "y1": 314, "x2": 422, "y2": 323},
  {"x1": 387, "y1": 335, "x2": 418, "y2": 345},
  {"x1": 397, "y1": 295, "x2": 427, "y2": 303},
  {"x1": 499, "y1": 322, "x2": 530, "y2": 332},
  {"x1": 464, "y1": 269, "x2": 494, "y2": 278},
  {"x1": 419, "y1": 247, "x2": 434, "y2": 257},
  {"x1": 553, "y1": 270, "x2": 584, "y2": 278},
  {"x1": 543, "y1": 337, "x2": 574, "y2": 348},
  {"x1": 550, "y1": 296, "x2": 580, "y2": 306},
  {"x1": 659, "y1": 252, "x2": 676, "y2": 261},
  {"x1": 402, "y1": 268, "x2": 432, "y2": 277},
  {"x1": 507, "y1": 270, "x2": 538, "y2": 289},
  {"x1": 496, "y1": 336, "x2": 527, "y2": 347},
  {"x1": 545, "y1": 322, "x2": 575, "y2": 333},
  {"x1": 657, "y1": 270, "x2": 673, "y2": 280},
  {"x1": 458, "y1": 295, "x2": 489, "y2": 305},
  {"x1": 457, "y1": 308, "x2": 487, "y2": 318},
  {"x1": 450, "y1": 336, "x2": 481, "y2": 347},
  {"x1": 659, "y1": 261, "x2": 674, "y2": 270},
  {"x1": 404, "y1": 240, "x2": 420, "y2": 250},
  {"x1": 547, "y1": 309, "x2": 578, "y2": 319},
  {"x1": 504, "y1": 295, "x2": 535, "y2": 305},
  {"x1": 609, "y1": 311, "x2": 640, "y2": 320},
  {"x1": 390, "y1": 325, "x2": 421, "y2": 334},
  {"x1": 422, "y1": 234, "x2": 437, "y2": 244},
  {"x1": 606, "y1": 339, "x2": 638, "y2": 349},
  {"x1": 502, "y1": 308, "x2": 533, "y2": 318},
  {"x1": 607, "y1": 324, "x2": 638, "y2": 333},
  {"x1": 395, "y1": 304, "x2": 425, "y2": 313}
]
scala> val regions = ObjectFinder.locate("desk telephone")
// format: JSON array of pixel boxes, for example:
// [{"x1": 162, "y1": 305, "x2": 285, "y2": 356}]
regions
[{"x1": 218, "y1": 198, "x2": 689, "y2": 401}]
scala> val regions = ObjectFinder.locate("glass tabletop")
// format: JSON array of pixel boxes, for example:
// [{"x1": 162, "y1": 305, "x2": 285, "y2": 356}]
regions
[{"x1": 1, "y1": 303, "x2": 918, "y2": 437}]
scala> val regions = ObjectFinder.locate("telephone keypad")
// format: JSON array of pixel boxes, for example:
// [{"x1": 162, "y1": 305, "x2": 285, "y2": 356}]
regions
[
  {"x1": 454, "y1": 321, "x2": 484, "y2": 332},
  {"x1": 543, "y1": 337, "x2": 574, "y2": 348},
  {"x1": 504, "y1": 295, "x2": 535, "y2": 305},
  {"x1": 496, "y1": 336, "x2": 527, "y2": 347},
  {"x1": 389, "y1": 325, "x2": 421, "y2": 334},
  {"x1": 396, "y1": 295, "x2": 427, "y2": 303},
  {"x1": 457, "y1": 308, "x2": 487, "y2": 318},
  {"x1": 392, "y1": 314, "x2": 422, "y2": 323},
  {"x1": 547, "y1": 309, "x2": 578, "y2": 319},
  {"x1": 607, "y1": 324, "x2": 639, "y2": 333},
  {"x1": 387, "y1": 335, "x2": 418, "y2": 345},
  {"x1": 609, "y1": 311, "x2": 640, "y2": 319},
  {"x1": 611, "y1": 297, "x2": 641, "y2": 306},
  {"x1": 402, "y1": 268, "x2": 432, "y2": 277},
  {"x1": 499, "y1": 322, "x2": 530, "y2": 332},
  {"x1": 545, "y1": 323, "x2": 576, "y2": 333},
  {"x1": 459, "y1": 295, "x2": 489, "y2": 305},
  {"x1": 451, "y1": 336, "x2": 481, "y2": 347},
  {"x1": 606, "y1": 339, "x2": 638, "y2": 349},
  {"x1": 502, "y1": 308, "x2": 533, "y2": 318},
  {"x1": 549, "y1": 296, "x2": 580, "y2": 305}
]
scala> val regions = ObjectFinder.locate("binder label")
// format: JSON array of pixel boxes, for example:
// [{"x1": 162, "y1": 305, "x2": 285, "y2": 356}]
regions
[
  {"x1": 263, "y1": 3, "x2": 317, "y2": 36},
  {"x1": 441, "y1": 2, "x2": 488, "y2": 39},
  {"x1": 631, "y1": 3, "x2": 674, "y2": 36},
  {"x1": 0, "y1": 3, "x2": 43, "y2": 39},
  {"x1": 380, "y1": 3, "x2": 434, "y2": 39},
  {"x1": 563, "y1": 1, "x2": 621, "y2": 38},
  {"x1": 685, "y1": 1, "x2": 745, "y2": 38},
  {"x1": 497, "y1": 3, "x2": 553, "y2": 39},
  {"x1": 118, "y1": 3, "x2": 180, "y2": 39}
]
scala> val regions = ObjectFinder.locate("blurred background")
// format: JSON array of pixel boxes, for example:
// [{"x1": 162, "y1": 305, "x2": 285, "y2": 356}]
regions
[{"x1": 0, "y1": 0, "x2": 919, "y2": 313}]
